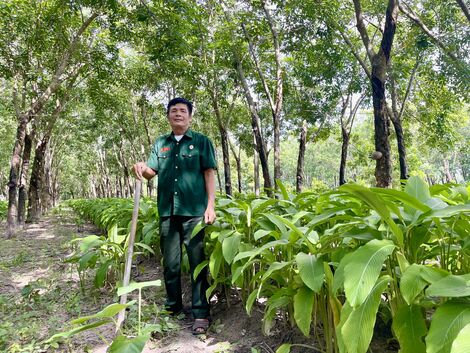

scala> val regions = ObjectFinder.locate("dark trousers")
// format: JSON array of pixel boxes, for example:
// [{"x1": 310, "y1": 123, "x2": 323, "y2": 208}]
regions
[{"x1": 159, "y1": 215, "x2": 210, "y2": 319}]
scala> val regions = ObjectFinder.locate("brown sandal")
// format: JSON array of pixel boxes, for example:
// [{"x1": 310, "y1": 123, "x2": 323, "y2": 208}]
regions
[{"x1": 192, "y1": 318, "x2": 210, "y2": 335}]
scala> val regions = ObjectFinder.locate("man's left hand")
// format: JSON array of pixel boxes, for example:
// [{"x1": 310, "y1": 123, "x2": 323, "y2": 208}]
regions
[{"x1": 204, "y1": 207, "x2": 216, "y2": 225}]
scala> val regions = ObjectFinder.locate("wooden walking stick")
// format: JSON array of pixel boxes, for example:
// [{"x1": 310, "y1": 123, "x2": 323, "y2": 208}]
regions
[{"x1": 116, "y1": 178, "x2": 142, "y2": 332}]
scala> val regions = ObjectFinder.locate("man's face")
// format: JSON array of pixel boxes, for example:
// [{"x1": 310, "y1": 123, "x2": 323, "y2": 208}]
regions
[{"x1": 168, "y1": 103, "x2": 192, "y2": 132}]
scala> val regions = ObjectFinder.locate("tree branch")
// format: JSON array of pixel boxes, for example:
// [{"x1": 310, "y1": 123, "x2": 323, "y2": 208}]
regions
[
  {"x1": 399, "y1": 2, "x2": 460, "y2": 63},
  {"x1": 352, "y1": 0, "x2": 375, "y2": 61},
  {"x1": 456, "y1": 0, "x2": 470, "y2": 23}
]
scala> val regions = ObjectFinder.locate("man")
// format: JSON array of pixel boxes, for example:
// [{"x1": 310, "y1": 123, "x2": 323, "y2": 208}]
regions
[{"x1": 133, "y1": 97, "x2": 216, "y2": 335}]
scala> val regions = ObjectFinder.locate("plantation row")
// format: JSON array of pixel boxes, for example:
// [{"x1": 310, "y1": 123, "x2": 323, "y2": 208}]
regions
[{"x1": 67, "y1": 177, "x2": 470, "y2": 353}]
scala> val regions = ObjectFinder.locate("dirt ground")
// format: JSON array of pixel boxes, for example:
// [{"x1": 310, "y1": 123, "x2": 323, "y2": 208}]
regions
[{"x1": 0, "y1": 210, "x2": 397, "y2": 353}]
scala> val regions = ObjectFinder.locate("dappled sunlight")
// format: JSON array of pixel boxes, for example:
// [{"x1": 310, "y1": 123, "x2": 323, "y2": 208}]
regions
[{"x1": 11, "y1": 268, "x2": 49, "y2": 289}]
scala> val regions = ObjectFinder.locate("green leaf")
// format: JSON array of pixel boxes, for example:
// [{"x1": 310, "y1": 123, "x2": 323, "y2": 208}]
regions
[
  {"x1": 108, "y1": 335, "x2": 149, "y2": 353},
  {"x1": 222, "y1": 233, "x2": 241, "y2": 264},
  {"x1": 451, "y1": 324, "x2": 470, "y2": 353},
  {"x1": 423, "y1": 205, "x2": 470, "y2": 221},
  {"x1": 261, "y1": 213, "x2": 288, "y2": 234},
  {"x1": 340, "y1": 184, "x2": 403, "y2": 247},
  {"x1": 293, "y1": 286, "x2": 314, "y2": 337},
  {"x1": 72, "y1": 303, "x2": 131, "y2": 324},
  {"x1": 405, "y1": 176, "x2": 431, "y2": 203},
  {"x1": 117, "y1": 280, "x2": 161, "y2": 297},
  {"x1": 426, "y1": 274, "x2": 470, "y2": 298},
  {"x1": 296, "y1": 253, "x2": 325, "y2": 293},
  {"x1": 392, "y1": 304, "x2": 427, "y2": 353},
  {"x1": 246, "y1": 289, "x2": 258, "y2": 316},
  {"x1": 209, "y1": 242, "x2": 223, "y2": 278},
  {"x1": 94, "y1": 259, "x2": 112, "y2": 288},
  {"x1": 401, "y1": 264, "x2": 448, "y2": 305},
  {"x1": 134, "y1": 242, "x2": 155, "y2": 255},
  {"x1": 261, "y1": 261, "x2": 292, "y2": 283},
  {"x1": 276, "y1": 179, "x2": 290, "y2": 200},
  {"x1": 426, "y1": 301, "x2": 470, "y2": 353},
  {"x1": 371, "y1": 187, "x2": 431, "y2": 213},
  {"x1": 343, "y1": 239, "x2": 395, "y2": 307},
  {"x1": 276, "y1": 343, "x2": 292, "y2": 353},
  {"x1": 193, "y1": 260, "x2": 209, "y2": 281},
  {"x1": 254, "y1": 229, "x2": 272, "y2": 241},
  {"x1": 341, "y1": 276, "x2": 391, "y2": 353},
  {"x1": 191, "y1": 221, "x2": 206, "y2": 238},
  {"x1": 333, "y1": 252, "x2": 354, "y2": 293},
  {"x1": 44, "y1": 319, "x2": 111, "y2": 343}
]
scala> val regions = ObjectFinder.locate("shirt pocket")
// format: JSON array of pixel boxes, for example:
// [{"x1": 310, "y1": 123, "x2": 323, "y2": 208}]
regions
[
  {"x1": 181, "y1": 152, "x2": 200, "y2": 170},
  {"x1": 157, "y1": 154, "x2": 170, "y2": 170}
]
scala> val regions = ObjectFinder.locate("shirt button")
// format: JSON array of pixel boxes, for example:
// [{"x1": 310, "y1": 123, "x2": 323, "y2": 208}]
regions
[
  {"x1": 174, "y1": 191, "x2": 178, "y2": 195},
  {"x1": 175, "y1": 166, "x2": 178, "y2": 169},
  {"x1": 176, "y1": 143, "x2": 179, "y2": 145},
  {"x1": 176, "y1": 154, "x2": 178, "y2": 156},
  {"x1": 175, "y1": 178, "x2": 178, "y2": 181}
]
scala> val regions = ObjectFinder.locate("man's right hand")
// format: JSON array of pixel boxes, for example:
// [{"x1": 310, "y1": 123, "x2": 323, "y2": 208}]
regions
[{"x1": 133, "y1": 162, "x2": 149, "y2": 180}]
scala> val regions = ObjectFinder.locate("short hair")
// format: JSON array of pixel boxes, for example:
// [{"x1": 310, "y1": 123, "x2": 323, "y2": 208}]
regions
[{"x1": 167, "y1": 97, "x2": 193, "y2": 115}]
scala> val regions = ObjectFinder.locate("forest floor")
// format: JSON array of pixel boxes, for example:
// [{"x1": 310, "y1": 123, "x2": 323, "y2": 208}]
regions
[{"x1": 0, "y1": 208, "x2": 397, "y2": 353}]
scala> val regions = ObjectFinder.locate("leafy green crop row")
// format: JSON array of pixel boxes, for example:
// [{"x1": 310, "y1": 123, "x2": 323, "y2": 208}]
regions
[
  {"x1": 67, "y1": 177, "x2": 470, "y2": 353},
  {"x1": 67, "y1": 197, "x2": 159, "y2": 290}
]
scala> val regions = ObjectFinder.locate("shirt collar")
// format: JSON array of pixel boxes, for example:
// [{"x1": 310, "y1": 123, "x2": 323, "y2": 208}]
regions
[{"x1": 165, "y1": 129, "x2": 194, "y2": 141}]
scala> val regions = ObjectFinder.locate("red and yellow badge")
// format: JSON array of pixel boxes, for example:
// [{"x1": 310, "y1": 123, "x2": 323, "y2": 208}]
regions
[{"x1": 160, "y1": 147, "x2": 171, "y2": 152}]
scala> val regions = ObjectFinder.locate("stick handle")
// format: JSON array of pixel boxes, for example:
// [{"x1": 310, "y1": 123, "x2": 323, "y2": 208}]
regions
[{"x1": 116, "y1": 178, "x2": 142, "y2": 332}]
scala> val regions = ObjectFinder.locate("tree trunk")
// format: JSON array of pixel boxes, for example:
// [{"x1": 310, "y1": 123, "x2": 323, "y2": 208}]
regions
[
  {"x1": 390, "y1": 115, "x2": 408, "y2": 180},
  {"x1": 229, "y1": 140, "x2": 242, "y2": 194},
  {"x1": 6, "y1": 115, "x2": 28, "y2": 237},
  {"x1": 18, "y1": 132, "x2": 33, "y2": 226},
  {"x1": 353, "y1": 0, "x2": 398, "y2": 188},
  {"x1": 371, "y1": 65, "x2": 393, "y2": 187},
  {"x1": 27, "y1": 139, "x2": 47, "y2": 223},
  {"x1": 234, "y1": 53, "x2": 272, "y2": 194},
  {"x1": 339, "y1": 127, "x2": 350, "y2": 186},
  {"x1": 254, "y1": 148, "x2": 260, "y2": 197},
  {"x1": 443, "y1": 158, "x2": 453, "y2": 183},
  {"x1": 296, "y1": 119, "x2": 307, "y2": 193},
  {"x1": 210, "y1": 96, "x2": 232, "y2": 196}
]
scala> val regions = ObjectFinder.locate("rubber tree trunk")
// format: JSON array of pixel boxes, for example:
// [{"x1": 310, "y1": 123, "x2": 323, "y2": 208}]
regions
[
  {"x1": 18, "y1": 132, "x2": 33, "y2": 226},
  {"x1": 353, "y1": 0, "x2": 398, "y2": 188},
  {"x1": 371, "y1": 68, "x2": 393, "y2": 187},
  {"x1": 6, "y1": 115, "x2": 28, "y2": 237},
  {"x1": 390, "y1": 115, "x2": 408, "y2": 180},
  {"x1": 219, "y1": 125, "x2": 232, "y2": 196},
  {"x1": 339, "y1": 127, "x2": 350, "y2": 185},
  {"x1": 235, "y1": 55, "x2": 272, "y2": 194},
  {"x1": 296, "y1": 119, "x2": 307, "y2": 193},
  {"x1": 27, "y1": 139, "x2": 48, "y2": 223},
  {"x1": 253, "y1": 148, "x2": 260, "y2": 197}
]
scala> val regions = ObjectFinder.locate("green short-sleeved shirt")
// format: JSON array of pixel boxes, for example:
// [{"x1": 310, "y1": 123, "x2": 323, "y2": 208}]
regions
[{"x1": 146, "y1": 129, "x2": 217, "y2": 217}]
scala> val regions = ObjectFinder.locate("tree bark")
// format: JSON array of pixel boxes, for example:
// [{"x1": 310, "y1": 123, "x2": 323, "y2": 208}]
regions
[
  {"x1": 253, "y1": 149, "x2": 260, "y2": 197},
  {"x1": 6, "y1": 116, "x2": 28, "y2": 237},
  {"x1": 296, "y1": 119, "x2": 307, "y2": 193},
  {"x1": 353, "y1": 0, "x2": 398, "y2": 188},
  {"x1": 339, "y1": 126, "x2": 350, "y2": 186},
  {"x1": 18, "y1": 132, "x2": 33, "y2": 226},
  {"x1": 210, "y1": 92, "x2": 232, "y2": 196},
  {"x1": 27, "y1": 139, "x2": 47, "y2": 222},
  {"x1": 229, "y1": 140, "x2": 242, "y2": 194}
]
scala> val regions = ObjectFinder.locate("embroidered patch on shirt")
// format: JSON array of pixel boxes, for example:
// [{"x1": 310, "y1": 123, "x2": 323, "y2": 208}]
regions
[{"x1": 160, "y1": 147, "x2": 171, "y2": 152}]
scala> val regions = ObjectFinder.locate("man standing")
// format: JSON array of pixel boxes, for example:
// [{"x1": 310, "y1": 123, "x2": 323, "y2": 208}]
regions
[{"x1": 133, "y1": 97, "x2": 216, "y2": 335}]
